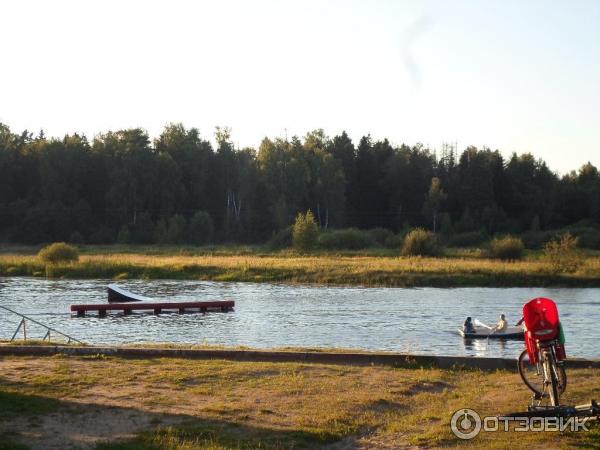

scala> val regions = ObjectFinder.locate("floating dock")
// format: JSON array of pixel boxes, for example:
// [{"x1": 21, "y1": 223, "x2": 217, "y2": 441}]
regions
[{"x1": 70, "y1": 300, "x2": 235, "y2": 317}]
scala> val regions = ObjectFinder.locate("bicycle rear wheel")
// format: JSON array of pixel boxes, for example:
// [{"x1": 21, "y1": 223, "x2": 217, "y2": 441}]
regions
[
  {"x1": 518, "y1": 349, "x2": 567, "y2": 398},
  {"x1": 544, "y1": 352, "x2": 560, "y2": 406}
]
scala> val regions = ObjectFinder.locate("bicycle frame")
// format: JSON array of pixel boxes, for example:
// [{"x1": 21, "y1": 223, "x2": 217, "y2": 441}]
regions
[{"x1": 536, "y1": 340, "x2": 562, "y2": 406}]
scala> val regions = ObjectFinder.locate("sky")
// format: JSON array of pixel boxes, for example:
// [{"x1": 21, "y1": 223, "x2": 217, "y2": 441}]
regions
[{"x1": 1, "y1": 0, "x2": 598, "y2": 174}]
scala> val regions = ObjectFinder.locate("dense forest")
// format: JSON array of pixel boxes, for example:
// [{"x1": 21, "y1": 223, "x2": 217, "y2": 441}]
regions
[{"x1": 1, "y1": 122, "x2": 599, "y2": 246}]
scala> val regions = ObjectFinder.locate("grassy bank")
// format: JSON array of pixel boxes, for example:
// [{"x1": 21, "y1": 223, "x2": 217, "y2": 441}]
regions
[
  {"x1": 1, "y1": 245, "x2": 600, "y2": 287},
  {"x1": 0, "y1": 353, "x2": 599, "y2": 449}
]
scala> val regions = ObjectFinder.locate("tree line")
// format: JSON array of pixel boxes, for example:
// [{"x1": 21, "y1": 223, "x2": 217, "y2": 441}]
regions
[{"x1": 1, "y1": 122, "x2": 599, "y2": 246}]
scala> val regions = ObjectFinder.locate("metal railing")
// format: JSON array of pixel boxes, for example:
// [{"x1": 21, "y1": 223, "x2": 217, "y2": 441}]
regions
[{"x1": 0, "y1": 305, "x2": 85, "y2": 345}]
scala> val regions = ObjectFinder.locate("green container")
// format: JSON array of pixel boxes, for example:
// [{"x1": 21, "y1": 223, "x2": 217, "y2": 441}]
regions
[{"x1": 558, "y1": 322, "x2": 566, "y2": 344}]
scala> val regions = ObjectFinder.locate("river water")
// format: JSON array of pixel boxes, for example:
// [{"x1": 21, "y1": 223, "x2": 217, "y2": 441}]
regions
[{"x1": 0, "y1": 278, "x2": 598, "y2": 359}]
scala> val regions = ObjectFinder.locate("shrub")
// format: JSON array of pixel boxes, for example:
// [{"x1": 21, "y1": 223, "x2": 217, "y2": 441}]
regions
[
  {"x1": 447, "y1": 231, "x2": 488, "y2": 247},
  {"x1": 292, "y1": 211, "x2": 319, "y2": 252},
  {"x1": 38, "y1": 242, "x2": 79, "y2": 264},
  {"x1": 544, "y1": 233, "x2": 584, "y2": 273},
  {"x1": 267, "y1": 226, "x2": 293, "y2": 250},
  {"x1": 367, "y1": 228, "x2": 393, "y2": 247},
  {"x1": 188, "y1": 211, "x2": 214, "y2": 245},
  {"x1": 521, "y1": 230, "x2": 552, "y2": 250},
  {"x1": 318, "y1": 228, "x2": 375, "y2": 250},
  {"x1": 384, "y1": 233, "x2": 405, "y2": 249},
  {"x1": 401, "y1": 228, "x2": 441, "y2": 257},
  {"x1": 488, "y1": 236, "x2": 524, "y2": 260}
]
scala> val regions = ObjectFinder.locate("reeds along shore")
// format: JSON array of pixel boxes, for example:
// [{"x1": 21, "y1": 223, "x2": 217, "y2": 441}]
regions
[{"x1": 1, "y1": 247, "x2": 600, "y2": 287}]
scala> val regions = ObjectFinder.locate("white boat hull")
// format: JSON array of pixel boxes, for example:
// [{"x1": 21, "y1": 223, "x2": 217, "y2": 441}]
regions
[{"x1": 458, "y1": 325, "x2": 524, "y2": 340}]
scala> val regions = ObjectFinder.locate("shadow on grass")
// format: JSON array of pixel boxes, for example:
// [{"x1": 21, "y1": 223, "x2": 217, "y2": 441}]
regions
[
  {"x1": 0, "y1": 389, "x2": 346, "y2": 450},
  {"x1": 0, "y1": 436, "x2": 29, "y2": 450},
  {"x1": 96, "y1": 420, "x2": 341, "y2": 450},
  {"x1": 0, "y1": 390, "x2": 61, "y2": 418}
]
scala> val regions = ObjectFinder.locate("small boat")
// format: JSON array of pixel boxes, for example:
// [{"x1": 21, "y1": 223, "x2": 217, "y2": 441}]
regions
[
  {"x1": 458, "y1": 325, "x2": 524, "y2": 340},
  {"x1": 107, "y1": 284, "x2": 152, "y2": 303}
]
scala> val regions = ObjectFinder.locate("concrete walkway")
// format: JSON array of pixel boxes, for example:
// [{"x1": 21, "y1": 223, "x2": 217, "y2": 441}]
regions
[{"x1": 1, "y1": 345, "x2": 599, "y2": 370}]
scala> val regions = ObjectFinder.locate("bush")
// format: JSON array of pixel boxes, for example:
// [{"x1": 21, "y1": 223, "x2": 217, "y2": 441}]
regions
[
  {"x1": 488, "y1": 236, "x2": 524, "y2": 260},
  {"x1": 267, "y1": 226, "x2": 293, "y2": 250},
  {"x1": 38, "y1": 242, "x2": 79, "y2": 264},
  {"x1": 544, "y1": 233, "x2": 584, "y2": 273},
  {"x1": 447, "y1": 231, "x2": 488, "y2": 247},
  {"x1": 188, "y1": 211, "x2": 214, "y2": 245},
  {"x1": 292, "y1": 211, "x2": 319, "y2": 252},
  {"x1": 367, "y1": 228, "x2": 393, "y2": 247},
  {"x1": 384, "y1": 233, "x2": 405, "y2": 249},
  {"x1": 522, "y1": 227, "x2": 600, "y2": 250},
  {"x1": 401, "y1": 228, "x2": 441, "y2": 257},
  {"x1": 521, "y1": 230, "x2": 554, "y2": 250},
  {"x1": 318, "y1": 228, "x2": 375, "y2": 250}
]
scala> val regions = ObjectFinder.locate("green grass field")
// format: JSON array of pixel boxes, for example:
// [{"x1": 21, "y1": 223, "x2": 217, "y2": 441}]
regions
[{"x1": 1, "y1": 244, "x2": 600, "y2": 287}]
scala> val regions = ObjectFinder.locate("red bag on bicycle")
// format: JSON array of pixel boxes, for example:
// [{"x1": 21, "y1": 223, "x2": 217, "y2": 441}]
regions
[{"x1": 523, "y1": 297, "x2": 565, "y2": 363}]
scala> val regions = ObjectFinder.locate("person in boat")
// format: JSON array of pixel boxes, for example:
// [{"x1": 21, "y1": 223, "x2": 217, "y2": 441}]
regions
[
  {"x1": 463, "y1": 317, "x2": 476, "y2": 334},
  {"x1": 494, "y1": 314, "x2": 508, "y2": 333}
]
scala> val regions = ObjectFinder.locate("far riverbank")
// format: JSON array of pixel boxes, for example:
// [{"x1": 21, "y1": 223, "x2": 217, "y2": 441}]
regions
[{"x1": 1, "y1": 245, "x2": 600, "y2": 287}]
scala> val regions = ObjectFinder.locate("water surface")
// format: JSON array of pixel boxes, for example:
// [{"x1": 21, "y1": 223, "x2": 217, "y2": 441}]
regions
[{"x1": 0, "y1": 278, "x2": 598, "y2": 359}]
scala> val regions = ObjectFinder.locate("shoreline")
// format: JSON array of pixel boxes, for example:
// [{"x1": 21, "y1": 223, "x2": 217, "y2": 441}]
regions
[
  {"x1": 2, "y1": 249, "x2": 600, "y2": 287},
  {"x1": 1, "y1": 344, "x2": 599, "y2": 370}
]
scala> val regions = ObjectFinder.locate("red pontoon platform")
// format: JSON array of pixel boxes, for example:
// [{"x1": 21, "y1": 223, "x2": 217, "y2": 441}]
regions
[{"x1": 71, "y1": 300, "x2": 234, "y2": 317}]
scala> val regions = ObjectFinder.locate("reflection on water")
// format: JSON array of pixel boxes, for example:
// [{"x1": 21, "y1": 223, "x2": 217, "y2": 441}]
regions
[
  {"x1": 0, "y1": 278, "x2": 598, "y2": 358},
  {"x1": 462, "y1": 338, "x2": 508, "y2": 357}
]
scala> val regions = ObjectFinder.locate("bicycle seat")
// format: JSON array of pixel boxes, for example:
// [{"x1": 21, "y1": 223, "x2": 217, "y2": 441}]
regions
[{"x1": 523, "y1": 297, "x2": 560, "y2": 342}]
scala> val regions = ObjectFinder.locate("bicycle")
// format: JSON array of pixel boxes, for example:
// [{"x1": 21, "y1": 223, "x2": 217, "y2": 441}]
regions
[{"x1": 517, "y1": 297, "x2": 567, "y2": 407}]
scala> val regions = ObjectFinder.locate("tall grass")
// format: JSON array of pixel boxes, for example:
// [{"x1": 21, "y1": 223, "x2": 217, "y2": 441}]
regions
[{"x1": 2, "y1": 250, "x2": 600, "y2": 287}]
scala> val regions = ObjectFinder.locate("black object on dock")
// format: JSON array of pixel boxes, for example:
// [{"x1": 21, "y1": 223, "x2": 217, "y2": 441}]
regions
[{"x1": 107, "y1": 284, "x2": 151, "y2": 303}]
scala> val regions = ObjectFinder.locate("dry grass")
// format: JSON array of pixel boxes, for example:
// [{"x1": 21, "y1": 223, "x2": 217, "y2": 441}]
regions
[
  {"x1": 0, "y1": 355, "x2": 598, "y2": 449},
  {"x1": 2, "y1": 250, "x2": 600, "y2": 286}
]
